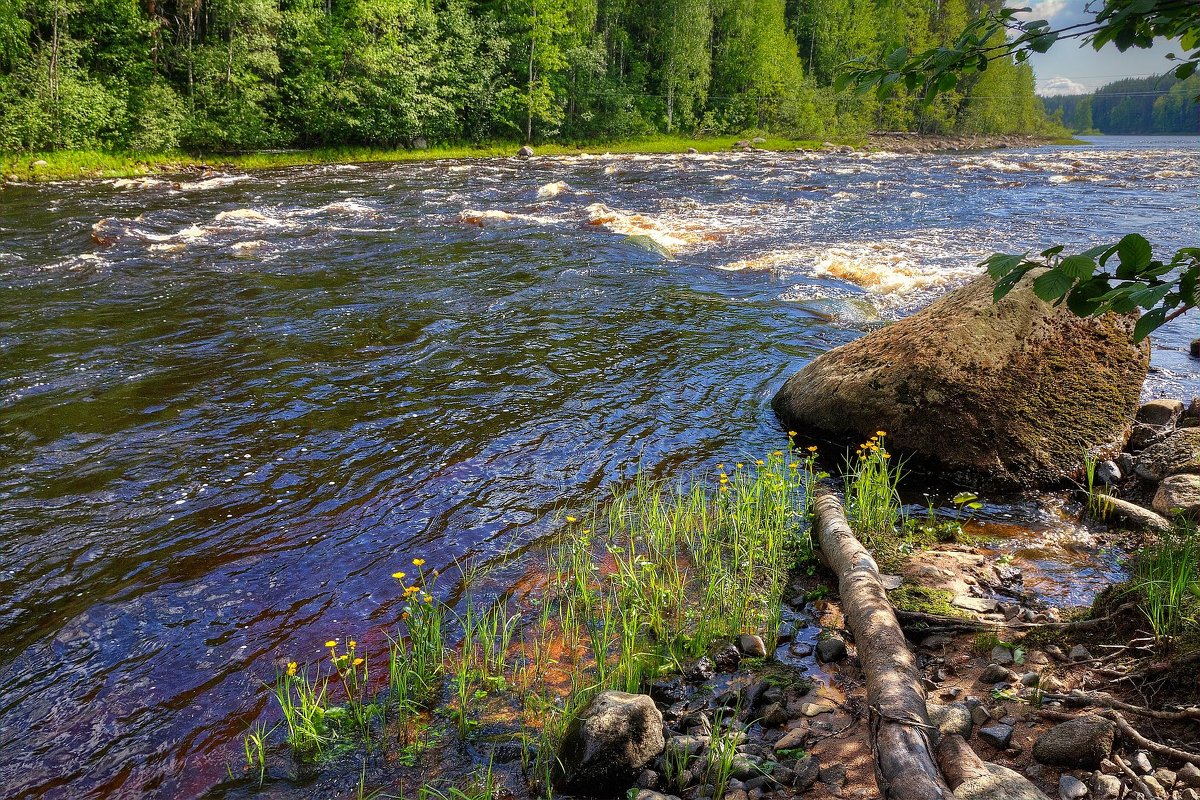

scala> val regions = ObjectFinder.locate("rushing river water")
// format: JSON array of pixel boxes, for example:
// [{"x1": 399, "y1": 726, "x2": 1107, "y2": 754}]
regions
[{"x1": 1, "y1": 135, "x2": 1198, "y2": 798}]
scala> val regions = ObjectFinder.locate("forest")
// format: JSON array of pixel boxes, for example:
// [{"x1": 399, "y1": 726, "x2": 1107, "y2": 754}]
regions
[
  {"x1": 0, "y1": 0, "x2": 1051, "y2": 154},
  {"x1": 1042, "y1": 73, "x2": 1200, "y2": 135}
]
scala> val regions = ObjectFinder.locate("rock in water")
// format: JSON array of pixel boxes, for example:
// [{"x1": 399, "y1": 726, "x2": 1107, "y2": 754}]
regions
[
  {"x1": 517, "y1": 144, "x2": 535, "y2": 158},
  {"x1": 554, "y1": 691, "x2": 666, "y2": 796},
  {"x1": 771, "y1": 270, "x2": 1148, "y2": 487}
]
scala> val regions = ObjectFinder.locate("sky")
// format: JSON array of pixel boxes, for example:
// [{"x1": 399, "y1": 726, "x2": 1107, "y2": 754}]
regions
[{"x1": 1019, "y1": 1, "x2": 1183, "y2": 95}]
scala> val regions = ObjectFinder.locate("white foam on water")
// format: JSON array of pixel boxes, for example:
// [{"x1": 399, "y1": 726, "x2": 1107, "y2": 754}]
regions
[
  {"x1": 177, "y1": 174, "x2": 249, "y2": 191},
  {"x1": 109, "y1": 177, "x2": 171, "y2": 191},
  {"x1": 214, "y1": 209, "x2": 282, "y2": 225},
  {"x1": 584, "y1": 202, "x2": 731, "y2": 255},
  {"x1": 458, "y1": 208, "x2": 561, "y2": 226},
  {"x1": 231, "y1": 240, "x2": 270, "y2": 253},
  {"x1": 536, "y1": 181, "x2": 570, "y2": 199}
]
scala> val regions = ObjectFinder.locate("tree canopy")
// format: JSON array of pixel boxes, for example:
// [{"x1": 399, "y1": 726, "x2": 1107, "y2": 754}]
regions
[{"x1": 0, "y1": 0, "x2": 1057, "y2": 152}]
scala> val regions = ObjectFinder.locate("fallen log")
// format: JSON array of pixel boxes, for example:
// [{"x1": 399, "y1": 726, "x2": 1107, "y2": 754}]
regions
[
  {"x1": 812, "y1": 488, "x2": 955, "y2": 800},
  {"x1": 936, "y1": 734, "x2": 1050, "y2": 800}
]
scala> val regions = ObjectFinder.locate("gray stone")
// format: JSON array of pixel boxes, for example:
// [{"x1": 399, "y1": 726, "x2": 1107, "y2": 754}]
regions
[
  {"x1": 819, "y1": 763, "x2": 847, "y2": 788},
  {"x1": 792, "y1": 756, "x2": 820, "y2": 791},
  {"x1": 1153, "y1": 473, "x2": 1200, "y2": 517},
  {"x1": 927, "y1": 701, "x2": 974, "y2": 739},
  {"x1": 686, "y1": 657, "x2": 715, "y2": 683},
  {"x1": 1141, "y1": 774, "x2": 1167, "y2": 799},
  {"x1": 992, "y1": 645, "x2": 1015, "y2": 665},
  {"x1": 713, "y1": 645, "x2": 741, "y2": 672},
  {"x1": 800, "y1": 700, "x2": 836, "y2": 717},
  {"x1": 737, "y1": 634, "x2": 767, "y2": 658},
  {"x1": 1069, "y1": 645, "x2": 1093, "y2": 662},
  {"x1": 1153, "y1": 767, "x2": 1176, "y2": 790},
  {"x1": 1095, "y1": 459, "x2": 1122, "y2": 485},
  {"x1": 554, "y1": 691, "x2": 666, "y2": 796},
  {"x1": 636, "y1": 791, "x2": 680, "y2": 800},
  {"x1": 758, "y1": 702, "x2": 788, "y2": 727},
  {"x1": 1136, "y1": 429, "x2": 1200, "y2": 481},
  {"x1": 1032, "y1": 715, "x2": 1115, "y2": 769},
  {"x1": 1178, "y1": 763, "x2": 1200, "y2": 788},
  {"x1": 636, "y1": 769, "x2": 661, "y2": 790},
  {"x1": 1045, "y1": 644, "x2": 1068, "y2": 662},
  {"x1": 773, "y1": 727, "x2": 808, "y2": 752},
  {"x1": 686, "y1": 147, "x2": 699, "y2": 154},
  {"x1": 730, "y1": 757, "x2": 761, "y2": 781},
  {"x1": 954, "y1": 595, "x2": 999, "y2": 614},
  {"x1": 1138, "y1": 399, "x2": 1185, "y2": 427},
  {"x1": 1020, "y1": 672, "x2": 1041, "y2": 687},
  {"x1": 816, "y1": 637, "x2": 848, "y2": 663},
  {"x1": 1135, "y1": 751, "x2": 1154, "y2": 774},
  {"x1": 980, "y1": 663, "x2": 1013, "y2": 684},
  {"x1": 770, "y1": 270, "x2": 1149, "y2": 487},
  {"x1": 789, "y1": 641, "x2": 814, "y2": 658},
  {"x1": 665, "y1": 735, "x2": 708, "y2": 760},
  {"x1": 1059, "y1": 775, "x2": 1089, "y2": 800},
  {"x1": 517, "y1": 145, "x2": 535, "y2": 158},
  {"x1": 1092, "y1": 773, "x2": 1122, "y2": 800},
  {"x1": 979, "y1": 723, "x2": 1015, "y2": 750}
]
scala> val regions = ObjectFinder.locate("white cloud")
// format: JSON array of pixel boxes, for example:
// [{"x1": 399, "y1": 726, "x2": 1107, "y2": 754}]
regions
[
  {"x1": 1037, "y1": 75, "x2": 1089, "y2": 95},
  {"x1": 1023, "y1": 0, "x2": 1069, "y2": 22}
]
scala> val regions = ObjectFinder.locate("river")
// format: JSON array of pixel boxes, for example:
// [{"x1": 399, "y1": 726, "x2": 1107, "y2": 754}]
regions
[{"x1": 0, "y1": 135, "x2": 1197, "y2": 798}]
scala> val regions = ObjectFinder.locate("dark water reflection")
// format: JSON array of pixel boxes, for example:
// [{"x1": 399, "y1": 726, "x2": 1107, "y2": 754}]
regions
[{"x1": 0, "y1": 136, "x2": 1197, "y2": 797}]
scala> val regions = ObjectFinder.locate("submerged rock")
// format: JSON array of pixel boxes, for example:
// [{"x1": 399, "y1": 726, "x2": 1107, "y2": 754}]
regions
[
  {"x1": 554, "y1": 691, "x2": 666, "y2": 796},
  {"x1": 771, "y1": 270, "x2": 1148, "y2": 487}
]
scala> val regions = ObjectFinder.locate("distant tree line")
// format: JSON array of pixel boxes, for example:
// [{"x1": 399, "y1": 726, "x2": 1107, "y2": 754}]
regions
[
  {"x1": 1042, "y1": 73, "x2": 1200, "y2": 135},
  {"x1": 0, "y1": 0, "x2": 1053, "y2": 153}
]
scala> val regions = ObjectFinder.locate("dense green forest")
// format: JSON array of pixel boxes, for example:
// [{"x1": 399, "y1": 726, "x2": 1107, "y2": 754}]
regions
[
  {"x1": 1042, "y1": 74, "x2": 1200, "y2": 135},
  {"x1": 0, "y1": 0, "x2": 1049, "y2": 154}
]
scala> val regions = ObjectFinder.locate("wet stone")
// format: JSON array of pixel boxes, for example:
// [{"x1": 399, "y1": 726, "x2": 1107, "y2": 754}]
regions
[
  {"x1": 738, "y1": 634, "x2": 768, "y2": 658},
  {"x1": 714, "y1": 645, "x2": 742, "y2": 672},
  {"x1": 790, "y1": 641, "x2": 814, "y2": 658},
  {"x1": 979, "y1": 723, "x2": 1015, "y2": 750},
  {"x1": 816, "y1": 637, "x2": 847, "y2": 663},
  {"x1": 685, "y1": 657, "x2": 715, "y2": 683}
]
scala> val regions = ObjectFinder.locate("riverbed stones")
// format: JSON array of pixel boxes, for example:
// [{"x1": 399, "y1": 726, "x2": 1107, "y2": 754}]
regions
[
  {"x1": 1093, "y1": 773, "x2": 1122, "y2": 800},
  {"x1": 1095, "y1": 459, "x2": 1122, "y2": 485},
  {"x1": 1136, "y1": 428, "x2": 1200, "y2": 481},
  {"x1": 1138, "y1": 399, "x2": 1185, "y2": 427},
  {"x1": 1098, "y1": 495, "x2": 1172, "y2": 533},
  {"x1": 1153, "y1": 473, "x2": 1200, "y2": 517},
  {"x1": 1178, "y1": 763, "x2": 1200, "y2": 789},
  {"x1": 927, "y1": 701, "x2": 974, "y2": 739},
  {"x1": 980, "y1": 663, "x2": 1013, "y2": 684},
  {"x1": 554, "y1": 691, "x2": 666, "y2": 796},
  {"x1": 737, "y1": 634, "x2": 767, "y2": 658},
  {"x1": 951, "y1": 761, "x2": 1051, "y2": 800},
  {"x1": 816, "y1": 637, "x2": 847, "y2": 663},
  {"x1": 1059, "y1": 775, "x2": 1089, "y2": 800},
  {"x1": 1032, "y1": 715, "x2": 1115, "y2": 769},
  {"x1": 517, "y1": 145, "x2": 535, "y2": 158},
  {"x1": 770, "y1": 270, "x2": 1148, "y2": 487},
  {"x1": 979, "y1": 723, "x2": 1015, "y2": 749}
]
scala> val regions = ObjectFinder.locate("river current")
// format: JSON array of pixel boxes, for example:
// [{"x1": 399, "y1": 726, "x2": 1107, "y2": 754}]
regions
[{"x1": 0, "y1": 136, "x2": 1198, "y2": 798}]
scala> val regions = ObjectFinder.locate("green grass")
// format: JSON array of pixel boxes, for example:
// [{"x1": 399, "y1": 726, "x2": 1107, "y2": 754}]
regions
[
  {"x1": 0, "y1": 135, "x2": 853, "y2": 183},
  {"x1": 1131, "y1": 519, "x2": 1200, "y2": 644},
  {"x1": 242, "y1": 447, "x2": 813, "y2": 793}
]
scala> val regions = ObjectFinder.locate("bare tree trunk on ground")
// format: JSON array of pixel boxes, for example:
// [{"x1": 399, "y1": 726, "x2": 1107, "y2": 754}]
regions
[{"x1": 812, "y1": 488, "x2": 955, "y2": 800}]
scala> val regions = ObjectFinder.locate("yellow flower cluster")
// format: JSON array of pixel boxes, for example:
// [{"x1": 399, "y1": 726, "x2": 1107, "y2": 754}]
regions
[{"x1": 857, "y1": 431, "x2": 891, "y2": 459}]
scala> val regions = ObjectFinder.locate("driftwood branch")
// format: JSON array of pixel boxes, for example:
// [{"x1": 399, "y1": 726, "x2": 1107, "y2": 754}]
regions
[
  {"x1": 897, "y1": 603, "x2": 1139, "y2": 634},
  {"x1": 1044, "y1": 690, "x2": 1200, "y2": 722},
  {"x1": 813, "y1": 488, "x2": 955, "y2": 800},
  {"x1": 1039, "y1": 708, "x2": 1200, "y2": 768}
]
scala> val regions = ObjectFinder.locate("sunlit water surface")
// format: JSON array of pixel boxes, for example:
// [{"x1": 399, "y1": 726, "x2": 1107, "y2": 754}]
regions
[{"x1": 1, "y1": 135, "x2": 1198, "y2": 798}]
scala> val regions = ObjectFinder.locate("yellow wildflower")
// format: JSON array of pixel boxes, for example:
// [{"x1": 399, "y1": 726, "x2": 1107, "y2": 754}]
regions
[
  {"x1": 565, "y1": 516, "x2": 577, "y2": 523},
  {"x1": 401, "y1": 611, "x2": 410, "y2": 621},
  {"x1": 423, "y1": 594, "x2": 433, "y2": 604},
  {"x1": 876, "y1": 430, "x2": 886, "y2": 437},
  {"x1": 392, "y1": 571, "x2": 406, "y2": 580},
  {"x1": 348, "y1": 640, "x2": 356, "y2": 649},
  {"x1": 736, "y1": 463, "x2": 744, "y2": 469},
  {"x1": 883, "y1": 453, "x2": 891, "y2": 459},
  {"x1": 756, "y1": 459, "x2": 764, "y2": 466},
  {"x1": 807, "y1": 446, "x2": 818, "y2": 453},
  {"x1": 287, "y1": 662, "x2": 297, "y2": 677},
  {"x1": 325, "y1": 640, "x2": 337, "y2": 648},
  {"x1": 353, "y1": 657, "x2": 364, "y2": 666},
  {"x1": 412, "y1": 558, "x2": 425, "y2": 566},
  {"x1": 788, "y1": 430, "x2": 797, "y2": 437},
  {"x1": 789, "y1": 462, "x2": 799, "y2": 469}
]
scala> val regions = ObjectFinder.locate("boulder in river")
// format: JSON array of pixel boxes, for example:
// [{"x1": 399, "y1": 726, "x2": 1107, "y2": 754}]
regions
[
  {"x1": 554, "y1": 691, "x2": 666, "y2": 796},
  {"x1": 517, "y1": 144, "x2": 535, "y2": 158},
  {"x1": 771, "y1": 270, "x2": 1149, "y2": 487}
]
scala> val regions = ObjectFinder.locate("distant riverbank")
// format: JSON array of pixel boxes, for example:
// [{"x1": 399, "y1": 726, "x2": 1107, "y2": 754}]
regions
[{"x1": 0, "y1": 133, "x2": 1072, "y2": 184}]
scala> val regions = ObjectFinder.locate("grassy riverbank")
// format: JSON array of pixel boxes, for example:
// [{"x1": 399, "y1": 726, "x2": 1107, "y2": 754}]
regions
[{"x1": 0, "y1": 135, "x2": 851, "y2": 184}]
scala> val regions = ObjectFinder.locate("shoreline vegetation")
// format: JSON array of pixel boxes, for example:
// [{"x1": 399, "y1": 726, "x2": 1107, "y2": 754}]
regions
[{"x1": 0, "y1": 132, "x2": 1076, "y2": 185}]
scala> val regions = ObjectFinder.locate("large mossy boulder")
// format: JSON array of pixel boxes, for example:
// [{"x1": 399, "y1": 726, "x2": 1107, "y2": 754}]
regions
[
  {"x1": 553, "y1": 691, "x2": 665, "y2": 796},
  {"x1": 772, "y1": 270, "x2": 1149, "y2": 487}
]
